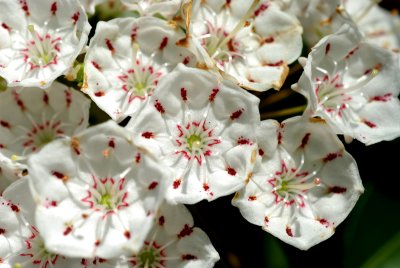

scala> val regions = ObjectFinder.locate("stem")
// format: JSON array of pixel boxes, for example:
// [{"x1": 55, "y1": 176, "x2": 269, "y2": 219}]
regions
[
  {"x1": 259, "y1": 89, "x2": 294, "y2": 108},
  {"x1": 261, "y1": 105, "x2": 306, "y2": 119}
]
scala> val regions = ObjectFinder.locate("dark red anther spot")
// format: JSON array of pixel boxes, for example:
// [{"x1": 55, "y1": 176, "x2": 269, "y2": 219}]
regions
[
  {"x1": 43, "y1": 92, "x2": 49, "y2": 105},
  {"x1": 72, "y1": 12, "x2": 80, "y2": 24},
  {"x1": 0, "y1": 120, "x2": 10, "y2": 128},
  {"x1": 148, "y1": 181, "x2": 158, "y2": 190},
  {"x1": 105, "y1": 39, "x2": 115, "y2": 53},
  {"x1": 159, "y1": 37, "x2": 168, "y2": 50},
  {"x1": 286, "y1": 226, "x2": 293, "y2": 237},
  {"x1": 319, "y1": 218, "x2": 329, "y2": 227},
  {"x1": 51, "y1": 2, "x2": 57, "y2": 15},
  {"x1": 237, "y1": 137, "x2": 252, "y2": 145},
  {"x1": 95, "y1": 240, "x2": 101, "y2": 246},
  {"x1": 254, "y1": 3, "x2": 269, "y2": 16},
  {"x1": 248, "y1": 195, "x2": 257, "y2": 201},
  {"x1": 363, "y1": 119, "x2": 377, "y2": 128},
  {"x1": 329, "y1": 186, "x2": 347, "y2": 194},
  {"x1": 259, "y1": 148, "x2": 265, "y2": 156},
  {"x1": 65, "y1": 90, "x2": 72, "y2": 108},
  {"x1": 182, "y1": 254, "x2": 198, "y2": 260},
  {"x1": 180, "y1": 88, "x2": 188, "y2": 101},
  {"x1": 124, "y1": 230, "x2": 131, "y2": 239},
  {"x1": 278, "y1": 131, "x2": 283, "y2": 144},
  {"x1": 94, "y1": 91, "x2": 105, "y2": 97},
  {"x1": 158, "y1": 216, "x2": 165, "y2": 226},
  {"x1": 263, "y1": 36, "x2": 274, "y2": 43},
  {"x1": 203, "y1": 183, "x2": 209, "y2": 191},
  {"x1": 209, "y1": 88, "x2": 219, "y2": 102},
  {"x1": 178, "y1": 224, "x2": 193, "y2": 239},
  {"x1": 20, "y1": 0, "x2": 30, "y2": 16},
  {"x1": 300, "y1": 133, "x2": 311, "y2": 148},
  {"x1": 142, "y1": 132, "x2": 154, "y2": 139},
  {"x1": 11, "y1": 204, "x2": 20, "y2": 213},
  {"x1": 52, "y1": 171, "x2": 68, "y2": 181},
  {"x1": 135, "y1": 152, "x2": 141, "y2": 163},
  {"x1": 63, "y1": 226, "x2": 72, "y2": 236},
  {"x1": 226, "y1": 167, "x2": 236, "y2": 176},
  {"x1": 107, "y1": 140, "x2": 115, "y2": 149},
  {"x1": 230, "y1": 109, "x2": 243, "y2": 120},
  {"x1": 370, "y1": 93, "x2": 392, "y2": 102},
  {"x1": 154, "y1": 100, "x2": 165, "y2": 114},
  {"x1": 182, "y1": 56, "x2": 190, "y2": 65},
  {"x1": 1, "y1": 23, "x2": 11, "y2": 31},
  {"x1": 0, "y1": 228, "x2": 5, "y2": 235},
  {"x1": 325, "y1": 43, "x2": 331, "y2": 54},
  {"x1": 266, "y1": 60, "x2": 284, "y2": 67},
  {"x1": 264, "y1": 216, "x2": 269, "y2": 224},
  {"x1": 91, "y1": 61, "x2": 101, "y2": 70},
  {"x1": 323, "y1": 152, "x2": 342, "y2": 162},
  {"x1": 173, "y1": 179, "x2": 181, "y2": 189}
]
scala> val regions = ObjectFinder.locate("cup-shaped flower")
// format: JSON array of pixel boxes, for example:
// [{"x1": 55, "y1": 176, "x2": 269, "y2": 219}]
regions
[
  {"x1": 0, "y1": 178, "x2": 121, "y2": 268},
  {"x1": 0, "y1": 0, "x2": 91, "y2": 88},
  {"x1": 294, "y1": 24, "x2": 400, "y2": 145},
  {"x1": 27, "y1": 121, "x2": 172, "y2": 259},
  {"x1": 117, "y1": 202, "x2": 219, "y2": 268},
  {"x1": 126, "y1": 64, "x2": 260, "y2": 204},
  {"x1": 83, "y1": 17, "x2": 195, "y2": 122},
  {"x1": 188, "y1": 0, "x2": 303, "y2": 91},
  {"x1": 121, "y1": 0, "x2": 182, "y2": 18},
  {"x1": 232, "y1": 116, "x2": 364, "y2": 250},
  {"x1": 0, "y1": 83, "x2": 90, "y2": 192}
]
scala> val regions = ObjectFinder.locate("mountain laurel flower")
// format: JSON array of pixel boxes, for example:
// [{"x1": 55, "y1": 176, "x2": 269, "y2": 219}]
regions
[
  {"x1": 83, "y1": 17, "x2": 195, "y2": 122},
  {"x1": 294, "y1": 24, "x2": 400, "y2": 145},
  {"x1": 232, "y1": 116, "x2": 364, "y2": 250},
  {"x1": 0, "y1": 178, "x2": 121, "y2": 268},
  {"x1": 121, "y1": 0, "x2": 182, "y2": 18},
  {"x1": 0, "y1": 0, "x2": 91, "y2": 88},
  {"x1": 126, "y1": 64, "x2": 260, "y2": 204},
  {"x1": 0, "y1": 83, "x2": 90, "y2": 192},
  {"x1": 188, "y1": 0, "x2": 303, "y2": 91},
  {"x1": 117, "y1": 202, "x2": 219, "y2": 268},
  {"x1": 27, "y1": 121, "x2": 172, "y2": 259}
]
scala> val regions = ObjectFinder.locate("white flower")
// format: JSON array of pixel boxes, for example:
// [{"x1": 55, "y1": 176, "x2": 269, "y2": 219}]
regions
[
  {"x1": 0, "y1": 0, "x2": 91, "y2": 88},
  {"x1": 294, "y1": 24, "x2": 400, "y2": 145},
  {"x1": 188, "y1": 0, "x2": 303, "y2": 91},
  {"x1": 0, "y1": 83, "x2": 90, "y2": 192},
  {"x1": 0, "y1": 178, "x2": 120, "y2": 268},
  {"x1": 126, "y1": 64, "x2": 260, "y2": 204},
  {"x1": 232, "y1": 116, "x2": 364, "y2": 250},
  {"x1": 117, "y1": 202, "x2": 219, "y2": 268},
  {"x1": 345, "y1": 0, "x2": 400, "y2": 57},
  {"x1": 83, "y1": 17, "x2": 195, "y2": 121},
  {"x1": 27, "y1": 121, "x2": 171, "y2": 259},
  {"x1": 121, "y1": 0, "x2": 182, "y2": 19}
]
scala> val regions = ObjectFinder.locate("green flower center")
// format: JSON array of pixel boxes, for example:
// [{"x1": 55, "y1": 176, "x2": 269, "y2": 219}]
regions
[
  {"x1": 139, "y1": 248, "x2": 157, "y2": 267},
  {"x1": 99, "y1": 193, "x2": 113, "y2": 210},
  {"x1": 187, "y1": 134, "x2": 202, "y2": 151}
]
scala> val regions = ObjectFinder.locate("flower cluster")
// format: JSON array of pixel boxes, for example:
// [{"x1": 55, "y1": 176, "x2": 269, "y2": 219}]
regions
[{"x1": 0, "y1": 0, "x2": 399, "y2": 266}]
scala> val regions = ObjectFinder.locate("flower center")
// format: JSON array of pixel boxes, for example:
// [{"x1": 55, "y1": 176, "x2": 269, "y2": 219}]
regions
[
  {"x1": 187, "y1": 134, "x2": 203, "y2": 151},
  {"x1": 269, "y1": 159, "x2": 321, "y2": 206},
  {"x1": 22, "y1": 25, "x2": 61, "y2": 69},
  {"x1": 17, "y1": 227, "x2": 59, "y2": 267},
  {"x1": 82, "y1": 177, "x2": 129, "y2": 213},
  {"x1": 138, "y1": 248, "x2": 157, "y2": 267},
  {"x1": 99, "y1": 193, "x2": 113, "y2": 210},
  {"x1": 22, "y1": 120, "x2": 63, "y2": 154},
  {"x1": 175, "y1": 121, "x2": 220, "y2": 164}
]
